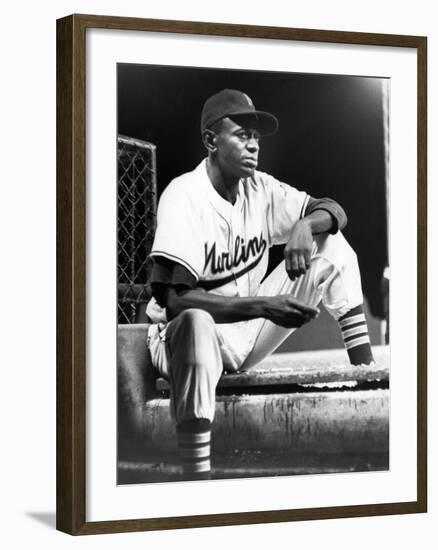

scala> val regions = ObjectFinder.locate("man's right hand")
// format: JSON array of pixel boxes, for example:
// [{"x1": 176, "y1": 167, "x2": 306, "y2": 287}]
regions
[{"x1": 262, "y1": 295, "x2": 319, "y2": 328}]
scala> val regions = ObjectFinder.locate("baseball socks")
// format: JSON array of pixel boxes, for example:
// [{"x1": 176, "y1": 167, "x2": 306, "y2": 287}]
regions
[
  {"x1": 176, "y1": 418, "x2": 212, "y2": 480},
  {"x1": 338, "y1": 305, "x2": 375, "y2": 366}
]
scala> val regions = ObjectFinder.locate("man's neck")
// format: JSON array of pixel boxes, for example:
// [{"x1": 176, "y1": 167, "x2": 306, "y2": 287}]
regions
[{"x1": 206, "y1": 159, "x2": 240, "y2": 205}]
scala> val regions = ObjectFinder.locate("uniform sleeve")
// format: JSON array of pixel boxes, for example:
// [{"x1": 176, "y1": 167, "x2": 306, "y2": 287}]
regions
[
  {"x1": 150, "y1": 256, "x2": 197, "y2": 308},
  {"x1": 265, "y1": 175, "x2": 310, "y2": 245},
  {"x1": 304, "y1": 197, "x2": 348, "y2": 233},
  {"x1": 149, "y1": 185, "x2": 204, "y2": 280}
]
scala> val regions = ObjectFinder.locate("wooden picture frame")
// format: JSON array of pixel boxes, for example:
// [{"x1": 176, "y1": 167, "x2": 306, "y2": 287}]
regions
[{"x1": 56, "y1": 13, "x2": 427, "y2": 535}]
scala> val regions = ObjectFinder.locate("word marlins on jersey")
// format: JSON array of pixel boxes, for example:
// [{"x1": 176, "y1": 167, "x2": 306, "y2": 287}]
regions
[{"x1": 203, "y1": 233, "x2": 267, "y2": 275}]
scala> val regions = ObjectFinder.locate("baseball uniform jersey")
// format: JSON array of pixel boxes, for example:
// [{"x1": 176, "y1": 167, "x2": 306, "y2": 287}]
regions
[
  {"x1": 146, "y1": 158, "x2": 313, "y2": 370},
  {"x1": 149, "y1": 158, "x2": 310, "y2": 302}
]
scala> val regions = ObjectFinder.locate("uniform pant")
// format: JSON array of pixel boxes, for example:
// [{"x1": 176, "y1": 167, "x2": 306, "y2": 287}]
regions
[{"x1": 147, "y1": 232, "x2": 363, "y2": 424}]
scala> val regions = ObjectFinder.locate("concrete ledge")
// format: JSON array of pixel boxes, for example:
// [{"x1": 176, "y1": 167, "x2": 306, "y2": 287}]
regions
[
  {"x1": 118, "y1": 324, "x2": 389, "y2": 458},
  {"x1": 134, "y1": 389, "x2": 388, "y2": 455},
  {"x1": 156, "y1": 346, "x2": 389, "y2": 391},
  {"x1": 117, "y1": 323, "x2": 389, "y2": 390},
  {"x1": 118, "y1": 323, "x2": 156, "y2": 438}
]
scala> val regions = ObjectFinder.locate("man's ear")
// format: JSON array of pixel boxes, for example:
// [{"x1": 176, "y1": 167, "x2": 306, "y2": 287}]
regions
[{"x1": 202, "y1": 129, "x2": 217, "y2": 152}]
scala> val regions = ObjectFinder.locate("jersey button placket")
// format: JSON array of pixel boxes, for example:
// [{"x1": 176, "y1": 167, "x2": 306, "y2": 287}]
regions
[
  {"x1": 231, "y1": 206, "x2": 246, "y2": 297},
  {"x1": 228, "y1": 211, "x2": 238, "y2": 296}
]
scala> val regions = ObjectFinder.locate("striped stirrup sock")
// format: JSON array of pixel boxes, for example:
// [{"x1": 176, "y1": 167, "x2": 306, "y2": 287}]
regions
[
  {"x1": 339, "y1": 305, "x2": 374, "y2": 366},
  {"x1": 176, "y1": 419, "x2": 212, "y2": 480}
]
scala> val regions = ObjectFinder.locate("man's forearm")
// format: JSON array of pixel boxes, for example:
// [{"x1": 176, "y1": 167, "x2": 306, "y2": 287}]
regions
[
  {"x1": 165, "y1": 287, "x2": 266, "y2": 323},
  {"x1": 300, "y1": 209, "x2": 335, "y2": 235},
  {"x1": 165, "y1": 287, "x2": 318, "y2": 328}
]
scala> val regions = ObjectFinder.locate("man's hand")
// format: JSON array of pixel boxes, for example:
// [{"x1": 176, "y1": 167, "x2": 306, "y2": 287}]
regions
[
  {"x1": 284, "y1": 218, "x2": 313, "y2": 281},
  {"x1": 263, "y1": 295, "x2": 319, "y2": 328}
]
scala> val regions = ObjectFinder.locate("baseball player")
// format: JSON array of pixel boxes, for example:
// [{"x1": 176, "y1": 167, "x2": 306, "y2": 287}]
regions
[{"x1": 145, "y1": 89, "x2": 375, "y2": 480}]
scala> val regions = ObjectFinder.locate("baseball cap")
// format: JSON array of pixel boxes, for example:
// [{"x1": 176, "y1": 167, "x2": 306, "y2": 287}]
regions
[{"x1": 201, "y1": 89, "x2": 279, "y2": 136}]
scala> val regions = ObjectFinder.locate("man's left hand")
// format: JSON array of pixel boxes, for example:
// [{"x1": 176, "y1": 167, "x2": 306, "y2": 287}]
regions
[{"x1": 284, "y1": 219, "x2": 313, "y2": 281}]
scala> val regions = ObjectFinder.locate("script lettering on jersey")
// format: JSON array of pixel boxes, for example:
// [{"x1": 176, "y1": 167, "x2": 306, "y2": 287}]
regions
[{"x1": 203, "y1": 234, "x2": 267, "y2": 274}]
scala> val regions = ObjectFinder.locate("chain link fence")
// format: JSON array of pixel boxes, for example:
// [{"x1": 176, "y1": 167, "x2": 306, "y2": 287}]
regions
[{"x1": 118, "y1": 135, "x2": 157, "y2": 323}]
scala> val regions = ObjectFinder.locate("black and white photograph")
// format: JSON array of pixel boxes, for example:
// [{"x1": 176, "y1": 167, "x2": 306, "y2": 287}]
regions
[
  {"x1": 116, "y1": 63, "x2": 390, "y2": 484},
  {"x1": 2, "y1": 0, "x2": 431, "y2": 543}
]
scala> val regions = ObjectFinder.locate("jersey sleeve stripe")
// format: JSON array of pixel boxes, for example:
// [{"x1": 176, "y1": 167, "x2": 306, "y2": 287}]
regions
[{"x1": 149, "y1": 251, "x2": 199, "y2": 281}]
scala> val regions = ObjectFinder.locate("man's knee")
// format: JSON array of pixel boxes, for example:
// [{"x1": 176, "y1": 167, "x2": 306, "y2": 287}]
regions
[
  {"x1": 168, "y1": 308, "x2": 221, "y2": 376},
  {"x1": 314, "y1": 232, "x2": 358, "y2": 270},
  {"x1": 176, "y1": 308, "x2": 215, "y2": 334}
]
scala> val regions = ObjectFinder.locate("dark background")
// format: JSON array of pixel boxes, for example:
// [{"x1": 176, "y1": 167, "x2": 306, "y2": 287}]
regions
[{"x1": 117, "y1": 63, "x2": 388, "y2": 319}]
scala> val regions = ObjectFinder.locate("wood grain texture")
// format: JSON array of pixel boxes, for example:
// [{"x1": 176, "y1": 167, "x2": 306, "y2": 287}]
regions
[
  {"x1": 416, "y1": 36, "x2": 428, "y2": 513},
  {"x1": 74, "y1": 13, "x2": 425, "y2": 47},
  {"x1": 56, "y1": 14, "x2": 86, "y2": 535},
  {"x1": 77, "y1": 501, "x2": 421, "y2": 536},
  {"x1": 56, "y1": 13, "x2": 428, "y2": 535},
  {"x1": 56, "y1": 15, "x2": 73, "y2": 534}
]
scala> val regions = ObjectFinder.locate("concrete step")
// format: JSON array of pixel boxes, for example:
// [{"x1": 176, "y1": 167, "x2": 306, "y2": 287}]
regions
[
  {"x1": 156, "y1": 346, "x2": 389, "y2": 393},
  {"x1": 120, "y1": 388, "x2": 388, "y2": 456},
  {"x1": 118, "y1": 324, "x2": 389, "y2": 463}
]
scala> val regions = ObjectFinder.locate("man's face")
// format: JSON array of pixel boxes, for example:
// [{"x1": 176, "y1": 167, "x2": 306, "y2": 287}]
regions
[{"x1": 213, "y1": 117, "x2": 261, "y2": 179}]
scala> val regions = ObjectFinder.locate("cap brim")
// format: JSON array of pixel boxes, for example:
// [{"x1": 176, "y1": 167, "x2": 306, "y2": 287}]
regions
[{"x1": 228, "y1": 110, "x2": 279, "y2": 136}]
